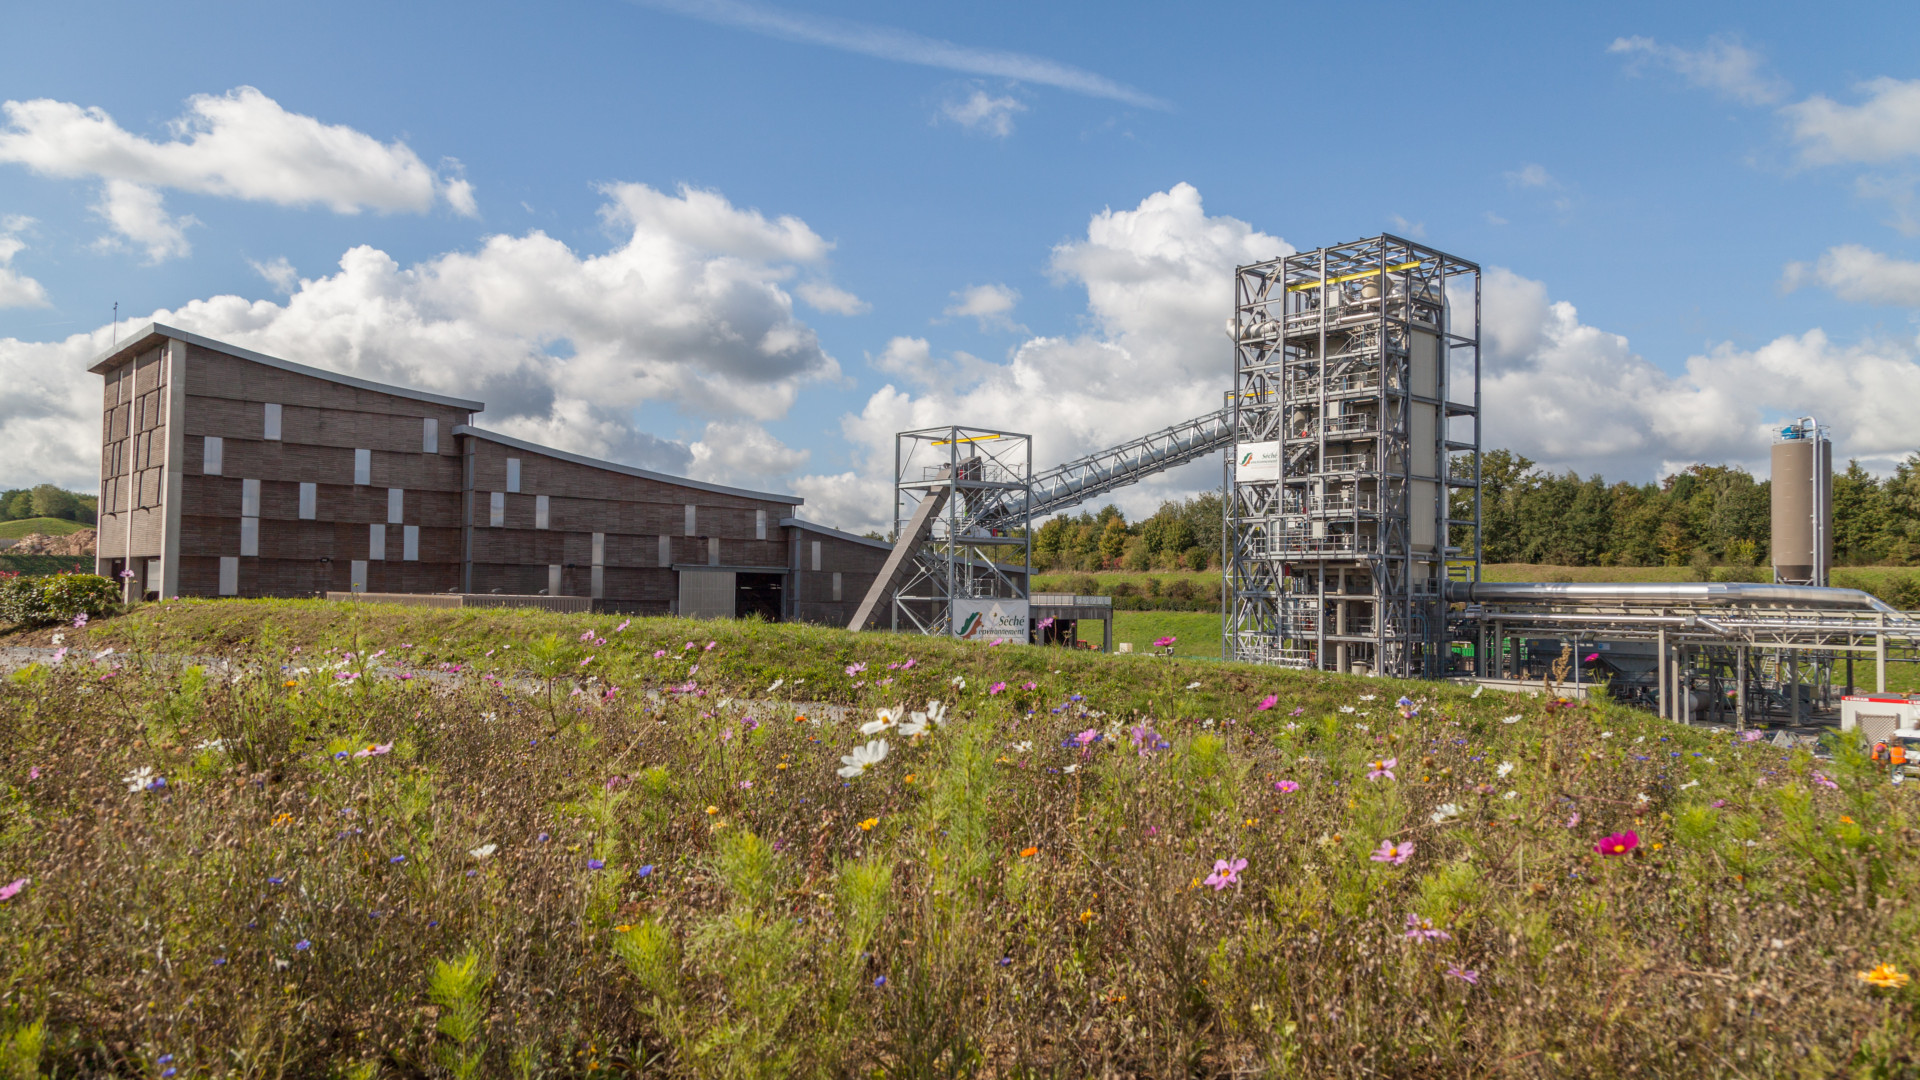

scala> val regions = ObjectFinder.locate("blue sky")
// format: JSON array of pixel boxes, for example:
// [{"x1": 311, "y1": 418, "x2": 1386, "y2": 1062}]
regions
[{"x1": 4, "y1": 1, "x2": 1919, "y2": 531}]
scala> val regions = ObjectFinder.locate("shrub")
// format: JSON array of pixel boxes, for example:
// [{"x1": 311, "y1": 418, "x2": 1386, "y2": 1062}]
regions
[{"x1": 0, "y1": 572, "x2": 117, "y2": 628}]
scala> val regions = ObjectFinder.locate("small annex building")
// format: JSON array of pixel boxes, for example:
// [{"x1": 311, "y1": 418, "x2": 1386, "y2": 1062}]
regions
[{"x1": 89, "y1": 323, "x2": 882, "y2": 622}]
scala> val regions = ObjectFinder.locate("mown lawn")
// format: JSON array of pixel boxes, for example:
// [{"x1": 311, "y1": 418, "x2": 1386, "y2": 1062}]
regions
[
  {"x1": 1112, "y1": 610, "x2": 1222, "y2": 658},
  {"x1": 0, "y1": 517, "x2": 89, "y2": 540},
  {"x1": 2, "y1": 599, "x2": 1919, "y2": 1076}
]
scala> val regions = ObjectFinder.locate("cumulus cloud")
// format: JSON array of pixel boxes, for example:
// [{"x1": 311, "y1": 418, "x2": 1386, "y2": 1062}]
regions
[
  {"x1": 0, "y1": 215, "x2": 49, "y2": 308},
  {"x1": 1481, "y1": 267, "x2": 1920, "y2": 478},
  {"x1": 1782, "y1": 244, "x2": 1920, "y2": 306},
  {"x1": 1504, "y1": 164, "x2": 1557, "y2": 189},
  {"x1": 940, "y1": 89, "x2": 1026, "y2": 137},
  {"x1": 796, "y1": 280, "x2": 870, "y2": 315},
  {"x1": 0, "y1": 86, "x2": 476, "y2": 261},
  {"x1": 1608, "y1": 34, "x2": 1789, "y2": 106},
  {"x1": 688, "y1": 419, "x2": 812, "y2": 488},
  {"x1": 92, "y1": 178, "x2": 197, "y2": 262},
  {"x1": 250, "y1": 256, "x2": 300, "y2": 294},
  {"x1": 793, "y1": 183, "x2": 1291, "y2": 531},
  {"x1": 0, "y1": 182, "x2": 847, "y2": 489},
  {"x1": 1782, "y1": 77, "x2": 1920, "y2": 166},
  {"x1": 942, "y1": 282, "x2": 1023, "y2": 331}
]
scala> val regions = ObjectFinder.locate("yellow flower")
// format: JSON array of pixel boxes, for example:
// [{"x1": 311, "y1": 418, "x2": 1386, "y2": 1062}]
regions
[
  {"x1": 613, "y1": 924, "x2": 635, "y2": 933},
  {"x1": 271, "y1": 812, "x2": 294, "y2": 828},
  {"x1": 776, "y1": 762, "x2": 789, "y2": 770},
  {"x1": 283, "y1": 679, "x2": 298, "y2": 688},
  {"x1": 1651, "y1": 842, "x2": 1664, "y2": 851},
  {"x1": 904, "y1": 774, "x2": 917, "y2": 783},
  {"x1": 705, "y1": 805, "x2": 719, "y2": 815},
  {"x1": 858, "y1": 817, "x2": 879, "y2": 831},
  {"x1": 1860, "y1": 963, "x2": 1910, "y2": 989},
  {"x1": 1079, "y1": 909, "x2": 1095, "y2": 923},
  {"x1": 1244, "y1": 818, "x2": 1257, "y2": 827}
]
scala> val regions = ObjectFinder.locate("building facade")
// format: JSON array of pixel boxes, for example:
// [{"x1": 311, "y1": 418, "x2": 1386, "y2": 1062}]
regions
[{"x1": 90, "y1": 323, "x2": 880, "y2": 621}]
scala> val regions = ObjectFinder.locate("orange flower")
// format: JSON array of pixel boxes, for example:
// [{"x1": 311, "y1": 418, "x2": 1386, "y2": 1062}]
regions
[
  {"x1": 858, "y1": 817, "x2": 879, "y2": 831},
  {"x1": 1019, "y1": 846, "x2": 1038, "y2": 858},
  {"x1": 1079, "y1": 909, "x2": 1095, "y2": 923},
  {"x1": 1840, "y1": 815, "x2": 1855, "y2": 824},
  {"x1": 1859, "y1": 963, "x2": 1910, "y2": 989},
  {"x1": 705, "y1": 805, "x2": 719, "y2": 815}
]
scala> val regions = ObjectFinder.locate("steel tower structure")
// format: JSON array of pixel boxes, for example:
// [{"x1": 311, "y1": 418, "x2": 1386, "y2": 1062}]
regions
[
  {"x1": 1225, "y1": 235, "x2": 1481, "y2": 677},
  {"x1": 873, "y1": 425, "x2": 1033, "y2": 637}
]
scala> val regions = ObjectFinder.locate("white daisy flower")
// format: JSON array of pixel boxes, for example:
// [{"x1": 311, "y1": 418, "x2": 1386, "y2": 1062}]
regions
[
  {"x1": 121, "y1": 766, "x2": 157, "y2": 793},
  {"x1": 1496, "y1": 761, "x2": 1515, "y2": 778},
  {"x1": 1500, "y1": 715, "x2": 1522, "y2": 725},
  {"x1": 469, "y1": 843, "x2": 498, "y2": 859},
  {"x1": 1429, "y1": 803, "x2": 1463, "y2": 824},
  {"x1": 838, "y1": 739, "x2": 890, "y2": 779},
  {"x1": 861, "y1": 707, "x2": 903, "y2": 736},
  {"x1": 1502, "y1": 790, "x2": 1518, "y2": 800}
]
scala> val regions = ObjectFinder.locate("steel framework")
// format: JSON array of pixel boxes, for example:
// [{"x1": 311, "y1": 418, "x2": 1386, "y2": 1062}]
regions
[
  {"x1": 1226, "y1": 235, "x2": 1482, "y2": 676},
  {"x1": 973, "y1": 406, "x2": 1233, "y2": 531},
  {"x1": 885, "y1": 426, "x2": 1033, "y2": 636}
]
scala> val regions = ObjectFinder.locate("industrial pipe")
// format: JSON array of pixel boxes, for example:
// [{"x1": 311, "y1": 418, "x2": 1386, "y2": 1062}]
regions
[{"x1": 1447, "y1": 580, "x2": 1897, "y2": 614}]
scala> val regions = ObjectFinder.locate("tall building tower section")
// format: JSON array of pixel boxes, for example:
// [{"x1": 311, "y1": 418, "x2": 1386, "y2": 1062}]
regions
[{"x1": 1226, "y1": 236, "x2": 1481, "y2": 677}]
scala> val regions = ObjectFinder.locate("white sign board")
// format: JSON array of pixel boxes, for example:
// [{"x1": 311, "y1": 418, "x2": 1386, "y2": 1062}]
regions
[
  {"x1": 1233, "y1": 441, "x2": 1281, "y2": 483},
  {"x1": 953, "y1": 598, "x2": 1030, "y2": 642}
]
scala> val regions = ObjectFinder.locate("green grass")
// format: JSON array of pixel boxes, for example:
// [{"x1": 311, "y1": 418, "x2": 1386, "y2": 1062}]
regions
[
  {"x1": 1112, "y1": 609, "x2": 1221, "y2": 657},
  {"x1": 1033, "y1": 569, "x2": 1218, "y2": 594},
  {"x1": 4, "y1": 599, "x2": 1920, "y2": 1075},
  {"x1": 0, "y1": 517, "x2": 88, "y2": 540}
]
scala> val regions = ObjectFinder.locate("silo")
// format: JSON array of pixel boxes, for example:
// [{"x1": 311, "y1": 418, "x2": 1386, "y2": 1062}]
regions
[{"x1": 1770, "y1": 420, "x2": 1832, "y2": 586}]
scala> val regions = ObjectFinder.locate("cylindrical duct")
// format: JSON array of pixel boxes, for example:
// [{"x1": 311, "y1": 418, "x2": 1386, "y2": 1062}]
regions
[{"x1": 1770, "y1": 432, "x2": 1832, "y2": 586}]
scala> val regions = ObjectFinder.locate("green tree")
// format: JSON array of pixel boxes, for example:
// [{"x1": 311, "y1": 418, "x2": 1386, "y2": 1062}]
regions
[
  {"x1": 1832, "y1": 459, "x2": 1892, "y2": 565},
  {"x1": 1097, "y1": 515, "x2": 1129, "y2": 565},
  {"x1": 0, "y1": 491, "x2": 30, "y2": 521},
  {"x1": 29, "y1": 484, "x2": 77, "y2": 520}
]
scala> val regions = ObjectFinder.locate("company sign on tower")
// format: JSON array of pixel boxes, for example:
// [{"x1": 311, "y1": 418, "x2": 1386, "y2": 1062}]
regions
[{"x1": 1233, "y1": 441, "x2": 1280, "y2": 483}]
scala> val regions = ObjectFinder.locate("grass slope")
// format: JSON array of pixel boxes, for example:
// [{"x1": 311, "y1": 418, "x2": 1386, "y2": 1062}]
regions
[
  {"x1": 2, "y1": 599, "x2": 1918, "y2": 1076},
  {"x1": 0, "y1": 517, "x2": 88, "y2": 540},
  {"x1": 0, "y1": 554, "x2": 92, "y2": 577}
]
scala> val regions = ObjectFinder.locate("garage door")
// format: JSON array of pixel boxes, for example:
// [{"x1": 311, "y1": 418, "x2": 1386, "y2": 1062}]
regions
[{"x1": 678, "y1": 570, "x2": 736, "y2": 619}]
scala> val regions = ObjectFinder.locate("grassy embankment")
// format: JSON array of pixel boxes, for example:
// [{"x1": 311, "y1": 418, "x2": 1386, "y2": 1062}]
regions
[
  {"x1": 2, "y1": 599, "x2": 1919, "y2": 1076},
  {"x1": 0, "y1": 517, "x2": 88, "y2": 540}
]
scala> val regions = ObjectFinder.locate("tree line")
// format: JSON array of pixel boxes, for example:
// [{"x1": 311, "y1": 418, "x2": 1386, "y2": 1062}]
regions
[
  {"x1": 1029, "y1": 447, "x2": 1920, "y2": 575},
  {"x1": 1467, "y1": 449, "x2": 1920, "y2": 569},
  {"x1": 0, "y1": 485, "x2": 96, "y2": 525}
]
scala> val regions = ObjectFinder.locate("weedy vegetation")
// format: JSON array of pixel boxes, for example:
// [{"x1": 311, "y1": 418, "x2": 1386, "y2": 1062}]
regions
[{"x1": 2, "y1": 599, "x2": 1920, "y2": 1076}]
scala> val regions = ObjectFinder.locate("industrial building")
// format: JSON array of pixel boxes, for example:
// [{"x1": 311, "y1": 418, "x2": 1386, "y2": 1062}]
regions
[{"x1": 88, "y1": 323, "x2": 882, "y2": 620}]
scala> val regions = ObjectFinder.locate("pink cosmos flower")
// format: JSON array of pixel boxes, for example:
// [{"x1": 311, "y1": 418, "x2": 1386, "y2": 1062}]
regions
[
  {"x1": 353, "y1": 743, "x2": 393, "y2": 759},
  {"x1": 1404, "y1": 913, "x2": 1451, "y2": 942},
  {"x1": 1022, "y1": 681, "x2": 1038, "y2": 690},
  {"x1": 989, "y1": 681, "x2": 1007, "y2": 696},
  {"x1": 1273, "y1": 780, "x2": 1299, "y2": 793},
  {"x1": 1564, "y1": 812, "x2": 1581, "y2": 828},
  {"x1": 0, "y1": 878, "x2": 26, "y2": 901},
  {"x1": 1365, "y1": 757, "x2": 1397, "y2": 782},
  {"x1": 653, "y1": 649, "x2": 667, "y2": 659},
  {"x1": 684, "y1": 642, "x2": 697, "y2": 651},
  {"x1": 1584, "y1": 652, "x2": 1600, "y2": 662},
  {"x1": 1594, "y1": 830, "x2": 1638, "y2": 856},
  {"x1": 615, "y1": 619, "x2": 630, "y2": 632},
  {"x1": 1203, "y1": 857, "x2": 1247, "y2": 890},
  {"x1": 1812, "y1": 772, "x2": 1839, "y2": 790},
  {"x1": 1446, "y1": 965, "x2": 1479, "y2": 984},
  {"x1": 1153, "y1": 636, "x2": 1177, "y2": 648},
  {"x1": 705, "y1": 641, "x2": 717, "y2": 651},
  {"x1": 28, "y1": 767, "x2": 40, "y2": 781},
  {"x1": 1289, "y1": 706, "x2": 1306, "y2": 717},
  {"x1": 1741, "y1": 730, "x2": 1764, "y2": 743},
  {"x1": 1256, "y1": 694, "x2": 1279, "y2": 711},
  {"x1": 1074, "y1": 729, "x2": 1100, "y2": 748},
  {"x1": 845, "y1": 662, "x2": 867, "y2": 677},
  {"x1": 902, "y1": 658, "x2": 917, "y2": 670},
  {"x1": 1370, "y1": 839, "x2": 1414, "y2": 865},
  {"x1": 1037, "y1": 616, "x2": 1055, "y2": 629},
  {"x1": 579, "y1": 630, "x2": 595, "y2": 642}
]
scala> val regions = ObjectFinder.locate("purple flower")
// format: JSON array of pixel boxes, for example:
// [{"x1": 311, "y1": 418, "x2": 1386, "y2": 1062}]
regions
[
  {"x1": 294, "y1": 939, "x2": 310, "y2": 951},
  {"x1": 536, "y1": 832, "x2": 550, "y2": 843},
  {"x1": 390, "y1": 855, "x2": 406, "y2": 864},
  {"x1": 637, "y1": 864, "x2": 655, "y2": 877},
  {"x1": 1273, "y1": 780, "x2": 1299, "y2": 793},
  {"x1": 72, "y1": 612, "x2": 89, "y2": 629},
  {"x1": 1203, "y1": 857, "x2": 1247, "y2": 890},
  {"x1": 1404, "y1": 913, "x2": 1451, "y2": 942},
  {"x1": 587, "y1": 859, "x2": 605, "y2": 870},
  {"x1": 1289, "y1": 706, "x2": 1306, "y2": 717},
  {"x1": 1446, "y1": 965, "x2": 1478, "y2": 984},
  {"x1": 1370, "y1": 840, "x2": 1414, "y2": 865},
  {"x1": 873, "y1": 975, "x2": 888, "y2": 988}
]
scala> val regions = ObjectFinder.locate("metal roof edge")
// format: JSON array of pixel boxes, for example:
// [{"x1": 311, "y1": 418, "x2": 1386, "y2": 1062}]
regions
[
  {"x1": 86, "y1": 322, "x2": 487, "y2": 411},
  {"x1": 453, "y1": 425, "x2": 804, "y2": 505},
  {"x1": 778, "y1": 517, "x2": 893, "y2": 550}
]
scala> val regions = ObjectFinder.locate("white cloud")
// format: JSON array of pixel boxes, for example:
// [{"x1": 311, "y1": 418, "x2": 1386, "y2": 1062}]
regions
[
  {"x1": 941, "y1": 90, "x2": 1026, "y2": 137},
  {"x1": 796, "y1": 280, "x2": 870, "y2": 315},
  {"x1": 1782, "y1": 77, "x2": 1920, "y2": 165},
  {"x1": 942, "y1": 282, "x2": 1023, "y2": 331},
  {"x1": 1388, "y1": 214, "x2": 1426, "y2": 239},
  {"x1": 0, "y1": 182, "x2": 843, "y2": 488},
  {"x1": 1608, "y1": 35, "x2": 1789, "y2": 106},
  {"x1": 794, "y1": 182, "x2": 1290, "y2": 531},
  {"x1": 1482, "y1": 266, "x2": 1920, "y2": 478},
  {"x1": 0, "y1": 215, "x2": 48, "y2": 309},
  {"x1": 688, "y1": 419, "x2": 811, "y2": 487},
  {"x1": 0, "y1": 87, "x2": 475, "y2": 260},
  {"x1": 1483, "y1": 211, "x2": 1509, "y2": 226},
  {"x1": 638, "y1": 0, "x2": 1170, "y2": 110},
  {"x1": 92, "y1": 179, "x2": 196, "y2": 262},
  {"x1": 1782, "y1": 244, "x2": 1920, "y2": 306},
  {"x1": 1505, "y1": 164, "x2": 1556, "y2": 189},
  {"x1": 250, "y1": 255, "x2": 299, "y2": 294}
]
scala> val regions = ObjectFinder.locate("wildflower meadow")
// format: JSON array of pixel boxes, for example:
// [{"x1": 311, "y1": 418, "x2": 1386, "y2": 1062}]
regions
[{"x1": 2, "y1": 599, "x2": 1919, "y2": 1076}]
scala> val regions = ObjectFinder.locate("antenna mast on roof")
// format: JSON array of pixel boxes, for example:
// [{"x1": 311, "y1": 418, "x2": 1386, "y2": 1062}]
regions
[{"x1": 111, "y1": 302, "x2": 118, "y2": 349}]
